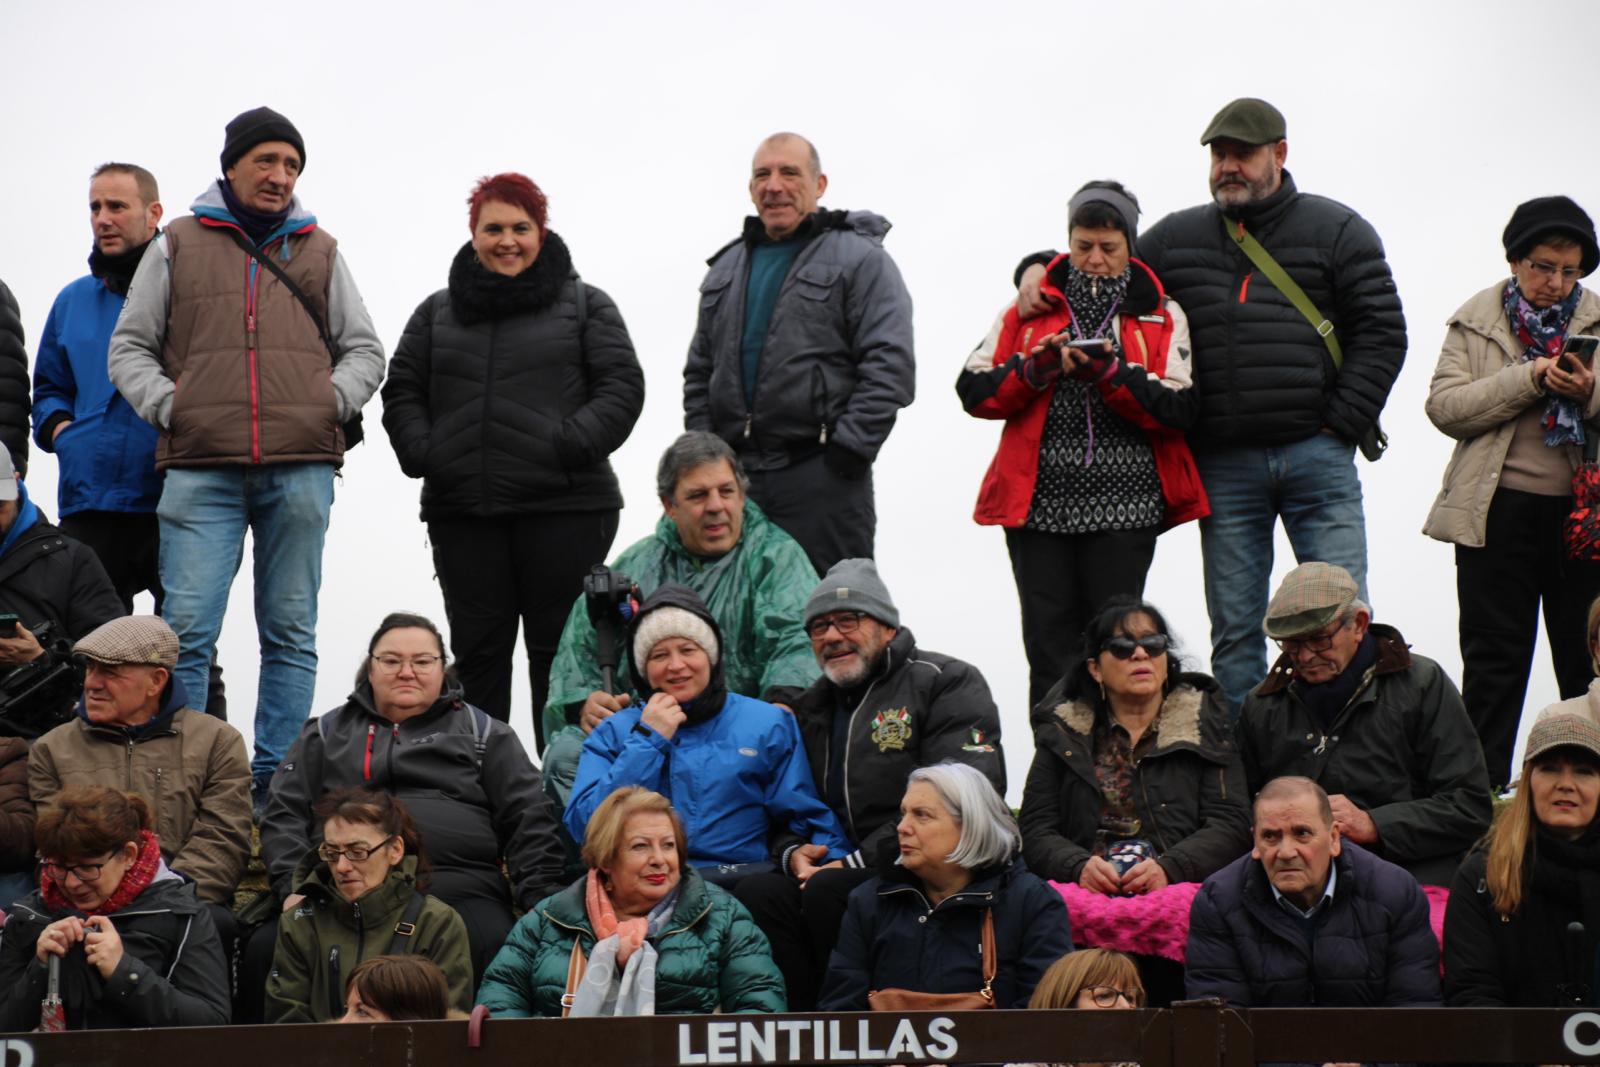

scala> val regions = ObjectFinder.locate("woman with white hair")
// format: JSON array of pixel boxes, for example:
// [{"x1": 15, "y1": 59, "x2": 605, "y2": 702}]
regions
[{"x1": 817, "y1": 762, "x2": 1073, "y2": 1010}]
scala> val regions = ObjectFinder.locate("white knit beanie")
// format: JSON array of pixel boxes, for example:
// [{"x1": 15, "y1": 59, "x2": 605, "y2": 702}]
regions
[{"x1": 632, "y1": 606, "x2": 720, "y2": 671}]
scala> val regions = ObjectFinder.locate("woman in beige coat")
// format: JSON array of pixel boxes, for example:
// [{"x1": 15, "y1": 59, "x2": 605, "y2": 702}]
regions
[{"x1": 1425, "y1": 196, "x2": 1600, "y2": 789}]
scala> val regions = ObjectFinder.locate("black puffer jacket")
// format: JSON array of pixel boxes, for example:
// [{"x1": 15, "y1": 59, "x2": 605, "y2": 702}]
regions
[
  {"x1": 1444, "y1": 834, "x2": 1600, "y2": 1006},
  {"x1": 0, "y1": 278, "x2": 28, "y2": 476},
  {"x1": 1020, "y1": 675, "x2": 1250, "y2": 884},
  {"x1": 684, "y1": 210, "x2": 914, "y2": 468},
  {"x1": 792, "y1": 627, "x2": 1004, "y2": 863},
  {"x1": 1238, "y1": 624, "x2": 1492, "y2": 887},
  {"x1": 382, "y1": 233, "x2": 645, "y2": 521},
  {"x1": 0, "y1": 874, "x2": 230, "y2": 1029},
  {"x1": 259, "y1": 679, "x2": 567, "y2": 909},
  {"x1": 1135, "y1": 172, "x2": 1406, "y2": 446},
  {"x1": 1186, "y1": 841, "x2": 1440, "y2": 1006}
]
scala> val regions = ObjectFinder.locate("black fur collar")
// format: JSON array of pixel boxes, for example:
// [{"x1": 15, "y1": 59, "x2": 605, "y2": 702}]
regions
[
  {"x1": 740, "y1": 208, "x2": 852, "y2": 247},
  {"x1": 448, "y1": 230, "x2": 574, "y2": 326}
]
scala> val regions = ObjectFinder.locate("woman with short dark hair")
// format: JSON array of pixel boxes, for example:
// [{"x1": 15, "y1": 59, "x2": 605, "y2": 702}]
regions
[
  {"x1": 959, "y1": 180, "x2": 1206, "y2": 705},
  {"x1": 0, "y1": 785, "x2": 229, "y2": 1029},
  {"x1": 382, "y1": 172, "x2": 645, "y2": 744}
]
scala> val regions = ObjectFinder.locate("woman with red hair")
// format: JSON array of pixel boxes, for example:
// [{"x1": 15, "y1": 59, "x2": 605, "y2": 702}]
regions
[{"x1": 382, "y1": 174, "x2": 645, "y2": 748}]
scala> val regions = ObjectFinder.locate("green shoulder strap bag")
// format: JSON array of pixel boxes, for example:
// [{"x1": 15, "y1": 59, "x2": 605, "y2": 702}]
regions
[{"x1": 1225, "y1": 217, "x2": 1389, "y2": 461}]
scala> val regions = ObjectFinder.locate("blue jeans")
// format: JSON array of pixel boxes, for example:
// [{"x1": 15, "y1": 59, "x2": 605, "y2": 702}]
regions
[
  {"x1": 1195, "y1": 433, "x2": 1368, "y2": 715},
  {"x1": 157, "y1": 463, "x2": 334, "y2": 787}
]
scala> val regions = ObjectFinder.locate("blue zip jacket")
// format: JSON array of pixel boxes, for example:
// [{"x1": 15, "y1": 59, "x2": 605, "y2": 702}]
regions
[
  {"x1": 33, "y1": 274, "x2": 162, "y2": 515},
  {"x1": 566, "y1": 691, "x2": 852, "y2": 868}
]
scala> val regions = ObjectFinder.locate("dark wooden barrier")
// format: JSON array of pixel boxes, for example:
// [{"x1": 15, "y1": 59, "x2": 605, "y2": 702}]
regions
[{"x1": 3, "y1": 1004, "x2": 1600, "y2": 1066}]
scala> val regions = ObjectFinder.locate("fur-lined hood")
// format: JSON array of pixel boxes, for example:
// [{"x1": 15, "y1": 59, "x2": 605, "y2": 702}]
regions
[{"x1": 1041, "y1": 672, "x2": 1234, "y2": 763}]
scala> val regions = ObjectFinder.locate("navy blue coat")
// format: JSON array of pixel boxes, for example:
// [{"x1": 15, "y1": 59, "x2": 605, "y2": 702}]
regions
[
  {"x1": 1185, "y1": 841, "x2": 1440, "y2": 1006},
  {"x1": 818, "y1": 857, "x2": 1072, "y2": 1010}
]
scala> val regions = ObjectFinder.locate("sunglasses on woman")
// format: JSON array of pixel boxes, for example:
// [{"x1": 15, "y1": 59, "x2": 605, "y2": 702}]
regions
[{"x1": 1099, "y1": 634, "x2": 1170, "y2": 660}]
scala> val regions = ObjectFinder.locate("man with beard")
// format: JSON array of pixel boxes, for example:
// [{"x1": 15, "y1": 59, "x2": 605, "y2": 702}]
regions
[
  {"x1": 33, "y1": 164, "x2": 167, "y2": 613},
  {"x1": 683, "y1": 133, "x2": 915, "y2": 576},
  {"x1": 736, "y1": 557, "x2": 1005, "y2": 1009},
  {"x1": 1013, "y1": 99, "x2": 1407, "y2": 714}
]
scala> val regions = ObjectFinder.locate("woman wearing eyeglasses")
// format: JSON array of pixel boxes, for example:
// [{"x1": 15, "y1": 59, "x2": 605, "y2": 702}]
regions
[
  {"x1": 257, "y1": 612, "x2": 566, "y2": 991},
  {"x1": 1425, "y1": 196, "x2": 1600, "y2": 790},
  {"x1": 265, "y1": 789, "x2": 471, "y2": 1022},
  {"x1": 1020, "y1": 597, "x2": 1247, "y2": 895},
  {"x1": 1012, "y1": 948, "x2": 1146, "y2": 1067},
  {"x1": 0, "y1": 785, "x2": 229, "y2": 1030}
]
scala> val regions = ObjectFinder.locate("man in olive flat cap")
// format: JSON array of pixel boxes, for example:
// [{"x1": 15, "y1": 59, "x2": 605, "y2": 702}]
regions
[
  {"x1": 108, "y1": 107, "x2": 385, "y2": 808},
  {"x1": 1012, "y1": 98, "x2": 1407, "y2": 715},
  {"x1": 1234, "y1": 563, "x2": 1489, "y2": 886},
  {"x1": 29, "y1": 615, "x2": 252, "y2": 908}
]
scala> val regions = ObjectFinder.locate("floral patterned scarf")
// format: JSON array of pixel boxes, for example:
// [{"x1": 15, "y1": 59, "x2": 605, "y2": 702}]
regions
[{"x1": 1503, "y1": 277, "x2": 1586, "y2": 446}]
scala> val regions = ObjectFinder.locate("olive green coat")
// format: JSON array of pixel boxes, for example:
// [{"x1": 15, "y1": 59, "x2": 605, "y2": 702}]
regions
[
  {"x1": 475, "y1": 867, "x2": 786, "y2": 1016},
  {"x1": 265, "y1": 853, "x2": 473, "y2": 1022}
]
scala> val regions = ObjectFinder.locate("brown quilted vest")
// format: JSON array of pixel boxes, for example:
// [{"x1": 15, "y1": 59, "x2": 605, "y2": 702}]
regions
[{"x1": 158, "y1": 216, "x2": 345, "y2": 468}]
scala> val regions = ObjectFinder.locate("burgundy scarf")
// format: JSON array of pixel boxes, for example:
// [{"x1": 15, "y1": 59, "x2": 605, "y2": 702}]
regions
[{"x1": 42, "y1": 830, "x2": 162, "y2": 916}]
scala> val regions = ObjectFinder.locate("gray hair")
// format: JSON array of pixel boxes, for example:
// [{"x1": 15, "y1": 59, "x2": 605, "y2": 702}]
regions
[
  {"x1": 656, "y1": 432, "x2": 750, "y2": 501},
  {"x1": 904, "y1": 762, "x2": 1018, "y2": 871},
  {"x1": 759, "y1": 132, "x2": 822, "y2": 177}
]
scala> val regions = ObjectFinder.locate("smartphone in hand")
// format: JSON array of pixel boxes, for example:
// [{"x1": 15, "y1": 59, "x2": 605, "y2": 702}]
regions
[
  {"x1": 0, "y1": 614, "x2": 18, "y2": 638},
  {"x1": 1563, "y1": 334, "x2": 1599, "y2": 369}
]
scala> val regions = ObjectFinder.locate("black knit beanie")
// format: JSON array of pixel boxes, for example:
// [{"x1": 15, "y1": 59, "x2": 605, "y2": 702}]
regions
[
  {"x1": 221, "y1": 107, "x2": 306, "y2": 174},
  {"x1": 1503, "y1": 195, "x2": 1599, "y2": 277}
]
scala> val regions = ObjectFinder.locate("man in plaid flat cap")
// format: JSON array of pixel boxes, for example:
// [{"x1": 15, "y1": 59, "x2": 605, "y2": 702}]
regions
[
  {"x1": 1235, "y1": 563, "x2": 1491, "y2": 886},
  {"x1": 28, "y1": 616, "x2": 251, "y2": 922}
]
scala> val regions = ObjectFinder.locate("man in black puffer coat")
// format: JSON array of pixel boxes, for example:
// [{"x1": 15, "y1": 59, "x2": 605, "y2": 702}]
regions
[
  {"x1": 1185, "y1": 776, "x2": 1439, "y2": 1008},
  {"x1": 1014, "y1": 100, "x2": 1406, "y2": 715}
]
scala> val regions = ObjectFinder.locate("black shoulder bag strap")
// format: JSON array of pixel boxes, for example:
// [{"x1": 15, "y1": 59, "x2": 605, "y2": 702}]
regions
[
  {"x1": 387, "y1": 891, "x2": 427, "y2": 954},
  {"x1": 224, "y1": 228, "x2": 365, "y2": 447}
]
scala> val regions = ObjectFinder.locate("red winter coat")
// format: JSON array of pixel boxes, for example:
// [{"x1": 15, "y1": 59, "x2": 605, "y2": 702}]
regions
[{"x1": 958, "y1": 256, "x2": 1207, "y2": 529}]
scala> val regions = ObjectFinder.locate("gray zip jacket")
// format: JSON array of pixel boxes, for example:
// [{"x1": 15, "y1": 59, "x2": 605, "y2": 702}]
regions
[{"x1": 683, "y1": 210, "x2": 915, "y2": 467}]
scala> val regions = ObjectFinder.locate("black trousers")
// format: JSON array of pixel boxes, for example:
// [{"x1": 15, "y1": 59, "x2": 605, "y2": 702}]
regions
[
  {"x1": 1456, "y1": 488, "x2": 1600, "y2": 788},
  {"x1": 1005, "y1": 524, "x2": 1160, "y2": 708},
  {"x1": 745, "y1": 453, "x2": 874, "y2": 577},
  {"x1": 431, "y1": 510, "x2": 619, "y2": 749},
  {"x1": 731, "y1": 866, "x2": 875, "y2": 1011}
]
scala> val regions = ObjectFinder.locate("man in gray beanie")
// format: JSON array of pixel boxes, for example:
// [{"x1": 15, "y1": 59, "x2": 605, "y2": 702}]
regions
[
  {"x1": 736, "y1": 557, "x2": 1005, "y2": 1009},
  {"x1": 108, "y1": 105, "x2": 385, "y2": 809}
]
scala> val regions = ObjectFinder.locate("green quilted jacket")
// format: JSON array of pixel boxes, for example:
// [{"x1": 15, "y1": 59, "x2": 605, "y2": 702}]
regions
[{"x1": 475, "y1": 867, "x2": 786, "y2": 1015}]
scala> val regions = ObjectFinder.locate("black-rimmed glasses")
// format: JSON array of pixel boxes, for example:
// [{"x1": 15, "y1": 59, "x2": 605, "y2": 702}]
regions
[{"x1": 318, "y1": 835, "x2": 397, "y2": 864}]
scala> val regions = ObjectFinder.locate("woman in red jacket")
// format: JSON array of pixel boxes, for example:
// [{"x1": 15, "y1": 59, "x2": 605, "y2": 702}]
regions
[{"x1": 958, "y1": 181, "x2": 1206, "y2": 706}]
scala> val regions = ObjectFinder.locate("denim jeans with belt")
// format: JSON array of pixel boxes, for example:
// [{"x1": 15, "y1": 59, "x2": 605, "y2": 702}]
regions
[
  {"x1": 1196, "y1": 432, "x2": 1369, "y2": 714},
  {"x1": 157, "y1": 462, "x2": 334, "y2": 788}
]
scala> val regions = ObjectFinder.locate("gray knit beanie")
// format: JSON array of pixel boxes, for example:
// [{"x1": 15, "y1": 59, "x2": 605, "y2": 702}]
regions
[{"x1": 804, "y1": 558, "x2": 899, "y2": 628}]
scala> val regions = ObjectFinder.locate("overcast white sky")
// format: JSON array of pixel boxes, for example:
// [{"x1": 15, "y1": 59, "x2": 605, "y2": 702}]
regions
[{"x1": 7, "y1": 0, "x2": 1600, "y2": 800}]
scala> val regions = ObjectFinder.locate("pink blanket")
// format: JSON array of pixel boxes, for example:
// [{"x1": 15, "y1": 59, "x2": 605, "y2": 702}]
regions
[{"x1": 1051, "y1": 881, "x2": 1451, "y2": 963}]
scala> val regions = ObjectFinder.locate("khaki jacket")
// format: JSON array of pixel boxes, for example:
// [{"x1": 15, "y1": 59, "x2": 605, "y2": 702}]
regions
[
  {"x1": 1423, "y1": 283, "x2": 1600, "y2": 546},
  {"x1": 28, "y1": 705, "x2": 252, "y2": 904}
]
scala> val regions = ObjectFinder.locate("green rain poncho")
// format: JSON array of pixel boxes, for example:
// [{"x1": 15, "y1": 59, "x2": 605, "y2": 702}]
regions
[{"x1": 541, "y1": 498, "x2": 820, "y2": 808}]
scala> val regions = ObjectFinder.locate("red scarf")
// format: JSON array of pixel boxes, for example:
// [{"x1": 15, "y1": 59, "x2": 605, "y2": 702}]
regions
[{"x1": 42, "y1": 830, "x2": 163, "y2": 916}]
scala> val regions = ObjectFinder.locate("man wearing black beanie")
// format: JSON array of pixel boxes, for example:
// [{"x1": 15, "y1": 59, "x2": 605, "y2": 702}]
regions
[{"x1": 107, "y1": 106, "x2": 386, "y2": 811}]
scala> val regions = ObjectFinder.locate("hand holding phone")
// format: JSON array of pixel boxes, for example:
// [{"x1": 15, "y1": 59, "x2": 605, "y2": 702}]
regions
[
  {"x1": 0, "y1": 614, "x2": 18, "y2": 639},
  {"x1": 1562, "y1": 334, "x2": 1599, "y2": 370}
]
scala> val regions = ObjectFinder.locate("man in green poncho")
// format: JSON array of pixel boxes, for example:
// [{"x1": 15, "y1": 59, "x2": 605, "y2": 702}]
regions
[{"x1": 541, "y1": 432, "x2": 820, "y2": 812}]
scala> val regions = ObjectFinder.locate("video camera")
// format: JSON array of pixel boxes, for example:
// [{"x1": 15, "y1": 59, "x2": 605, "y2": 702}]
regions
[
  {"x1": 582, "y1": 565, "x2": 640, "y2": 697},
  {"x1": 0, "y1": 621, "x2": 82, "y2": 741}
]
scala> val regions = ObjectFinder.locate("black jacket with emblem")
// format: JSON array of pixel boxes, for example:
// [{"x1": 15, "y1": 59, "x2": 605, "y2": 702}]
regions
[
  {"x1": 792, "y1": 627, "x2": 1004, "y2": 865},
  {"x1": 259, "y1": 678, "x2": 566, "y2": 910},
  {"x1": 1019, "y1": 673, "x2": 1249, "y2": 884},
  {"x1": 683, "y1": 210, "x2": 915, "y2": 468},
  {"x1": 382, "y1": 233, "x2": 645, "y2": 522},
  {"x1": 1237, "y1": 623, "x2": 1492, "y2": 886}
]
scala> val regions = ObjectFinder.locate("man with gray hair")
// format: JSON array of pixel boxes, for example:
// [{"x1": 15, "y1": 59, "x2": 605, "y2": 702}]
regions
[
  {"x1": 540, "y1": 431, "x2": 820, "y2": 811},
  {"x1": 736, "y1": 557, "x2": 1005, "y2": 1008},
  {"x1": 683, "y1": 132, "x2": 915, "y2": 575},
  {"x1": 1236, "y1": 562, "x2": 1490, "y2": 885}
]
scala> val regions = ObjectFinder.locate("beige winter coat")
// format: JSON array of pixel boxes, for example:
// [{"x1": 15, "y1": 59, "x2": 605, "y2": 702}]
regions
[
  {"x1": 1423, "y1": 283, "x2": 1600, "y2": 546},
  {"x1": 28, "y1": 707, "x2": 252, "y2": 905}
]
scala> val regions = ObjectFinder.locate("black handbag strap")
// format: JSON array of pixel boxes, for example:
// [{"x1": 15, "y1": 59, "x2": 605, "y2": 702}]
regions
[
  {"x1": 225, "y1": 228, "x2": 341, "y2": 367},
  {"x1": 387, "y1": 892, "x2": 427, "y2": 954}
]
